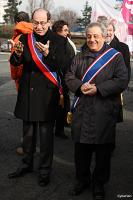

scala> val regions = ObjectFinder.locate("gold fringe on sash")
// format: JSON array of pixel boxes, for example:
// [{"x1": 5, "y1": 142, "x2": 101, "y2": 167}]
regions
[{"x1": 67, "y1": 111, "x2": 73, "y2": 124}]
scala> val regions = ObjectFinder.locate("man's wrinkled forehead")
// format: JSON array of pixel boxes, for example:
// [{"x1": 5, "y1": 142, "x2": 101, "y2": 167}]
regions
[
  {"x1": 86, "y1": 26, "x2": 102, "y2": 36},
  {"x1": 33, "y1": 10, "x2": 48, "y2": 21}
]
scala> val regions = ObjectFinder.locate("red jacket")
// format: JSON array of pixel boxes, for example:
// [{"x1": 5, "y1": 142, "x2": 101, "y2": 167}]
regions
[{"x1": 10, "y1": 21, "x2": 33, "y2": 90}]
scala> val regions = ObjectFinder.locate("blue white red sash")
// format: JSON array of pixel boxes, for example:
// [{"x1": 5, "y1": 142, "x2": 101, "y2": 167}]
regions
[
  {"x1": 28, "y1": 33, "x2": 63, "y2": 95},
  {"x1": 72, "y1": 48, "x2": 120, "y2": 111}
]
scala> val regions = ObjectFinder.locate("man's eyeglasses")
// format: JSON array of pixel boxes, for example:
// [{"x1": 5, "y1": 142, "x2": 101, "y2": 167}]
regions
[{"x1": 32, "y1": 20, "x2": 48, "y2": 27}]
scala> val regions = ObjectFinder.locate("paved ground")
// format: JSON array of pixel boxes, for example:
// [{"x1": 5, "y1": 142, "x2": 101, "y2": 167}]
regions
[
  {"x1": 0, "y1": 54, "x2": 133, "y2": 200},
  {"x1": 0, "y1": 80, "x2": 133, "y2": 200}
]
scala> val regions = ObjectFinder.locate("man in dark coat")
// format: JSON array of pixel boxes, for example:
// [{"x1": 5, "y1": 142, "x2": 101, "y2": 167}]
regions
[
  {"x1": 106, "y1": 21, "x2": 131, "y2": 123},
  {"x1": 52, "y1": 20, "x2": 75, "y2": 139},
  {"x1": 65, "y1": 23, "x2": 128, "y2": 200},
  {"x1": 8, "y1": 8, "x2": 70, "y2": 187},
  {"x1": 106, "y1": 21, "x2": 131, "y2": 82}
]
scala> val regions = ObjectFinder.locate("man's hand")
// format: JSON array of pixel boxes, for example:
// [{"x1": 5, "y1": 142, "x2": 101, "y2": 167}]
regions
[
  {"x1": 14, "y1": 41, "x2": 24, "y2": 57},
  {"x1": 81, "y1": 82, "x2": 97, "y2": 96},
  {"x1": 35, "y1": 40, "x2": 50, "y2": 57}
]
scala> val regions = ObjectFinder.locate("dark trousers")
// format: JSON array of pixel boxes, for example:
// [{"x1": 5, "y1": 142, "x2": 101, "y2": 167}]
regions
[
  {"x1": 55, "y1": 105, "x2": 65, "y2": 133},
  {"x1": 55, "y1": 93, "x2": 70, "y2": 133},
  {"x1": 22, "y1": 121, "x2": 54, "y2": 177},
  {"x1": 74, "y1": 143, "x2": 113, "y2": 185},
  {"x1": 22, "y1": 120, "x2": 38, "y2": 153}
]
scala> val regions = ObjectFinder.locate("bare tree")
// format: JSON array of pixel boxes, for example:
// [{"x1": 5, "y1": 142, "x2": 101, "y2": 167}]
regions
[
  {"x1": 39, "y1": 0, "x2": 54, "y2": 11},
  {"x1": 53, "y1": 7, "x2": 79, "y2": 30},
  {"x1": 27, "y1": 0, "x2": 38, "y2": 17}
]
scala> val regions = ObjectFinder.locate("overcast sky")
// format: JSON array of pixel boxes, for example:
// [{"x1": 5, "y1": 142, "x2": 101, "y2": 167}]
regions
[
  {"x1": 19, "y1": 0, "x2": 88, "y2": 16},
  {"x1": 53, "y1": 0, "x2": 87, "y2": 14}
]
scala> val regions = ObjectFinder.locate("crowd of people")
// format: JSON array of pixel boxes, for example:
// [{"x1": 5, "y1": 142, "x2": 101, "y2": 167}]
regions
[{"x1": 8, "y1": 8, "x2": 130, "y2": 200}]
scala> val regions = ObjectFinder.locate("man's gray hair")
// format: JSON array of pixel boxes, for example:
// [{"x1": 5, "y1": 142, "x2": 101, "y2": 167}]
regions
[
  {"x1": 105, "y1": 20, "x2": 115, "y2": 31},
  {"x1": 86, "y1": 22, "x2": 107, "y2": 37},
  {"x1": 96, "y1": 17, "x2": 116, "y2": 32}
]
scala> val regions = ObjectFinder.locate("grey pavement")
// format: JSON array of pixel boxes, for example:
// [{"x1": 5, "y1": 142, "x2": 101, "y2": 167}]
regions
[{"x1": 0, "y1": 58, "x2": 133, "y2": 199}]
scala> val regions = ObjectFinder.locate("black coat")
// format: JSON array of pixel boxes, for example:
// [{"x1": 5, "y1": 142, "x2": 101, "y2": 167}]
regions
[
  {"x1": 82, "y1": 37, "x2": 131, "y2": 122},
  {"x1": 109, "y1": 36, "x2": 131, "y2": 122},
  {"x1": 110, "y1": 35, "x2": 131, "y2": 82},
  {"x1": 10, "y1": 29, "x2": 73, "y2": 121},
  {"x1": 65, "y1": 44, "x2": 128, "y2": 144}
]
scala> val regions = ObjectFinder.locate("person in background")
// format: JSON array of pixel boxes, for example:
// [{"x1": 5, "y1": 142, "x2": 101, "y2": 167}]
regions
[
  {"x1": 105, "y1": 20, "x2": 131, "y2": 123},
  {"x1": 105, "y1": 20, "x2": 131, "y2": 83},
  {"x1": 97, "y1": 16, "x2": 131, "y2": 83},
  {"x1": 8, "y1": 8, "x2": 66, "y2": 187},
  {"x1": 9, "y1": 11, "x2": 33, "y2": 156},
  {"x1": 65, "y1": 23, "x2": 128, "y2": 200},
  {"x1": 52, "y1": 20, "x2": 76, "y2": 139},
  {"x1": 10, "y1": 11, "x2": 33, "y2": 90}
]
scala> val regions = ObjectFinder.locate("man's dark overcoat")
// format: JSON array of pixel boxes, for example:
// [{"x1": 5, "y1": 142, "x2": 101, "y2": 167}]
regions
[
  {"x1": 65, "y1": 44, "x2": 128, "y2": 144},
  {"x1": 110, "y1": 35, "x2": 131, "y2": 82},
  {"x1": 109, "y1": 36, "x2": 131, "y2": 122},
  {"x1": 10, "y1": 29, "x2": 72, "y2": 122}
]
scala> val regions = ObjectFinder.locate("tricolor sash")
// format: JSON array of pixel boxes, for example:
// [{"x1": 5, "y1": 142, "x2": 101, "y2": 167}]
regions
[
  {"x1": 28, "y1": 33, "x2": 63, "y2": 95},
  {"x1": 72, "y1": 48, "x2": 120, "y2": 111}
]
